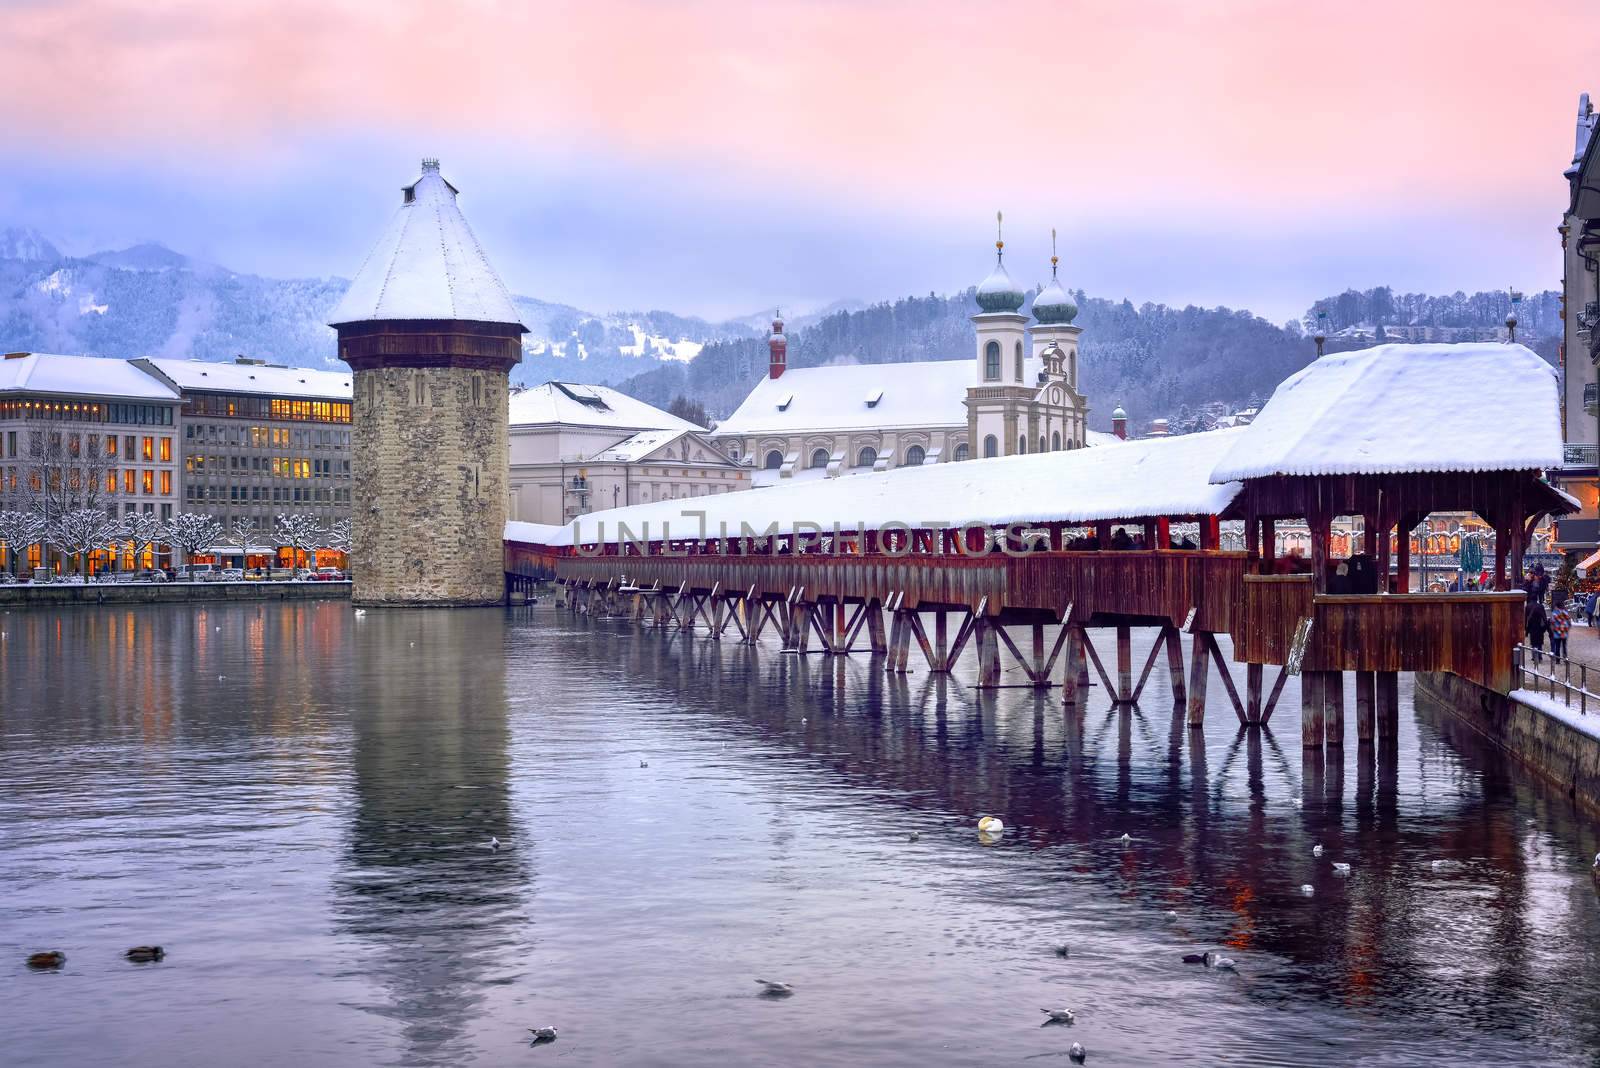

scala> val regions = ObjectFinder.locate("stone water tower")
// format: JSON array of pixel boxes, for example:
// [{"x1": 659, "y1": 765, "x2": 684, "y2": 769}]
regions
[{"x1": 329, "y1": 160, "x2": 526, "y2": 606}]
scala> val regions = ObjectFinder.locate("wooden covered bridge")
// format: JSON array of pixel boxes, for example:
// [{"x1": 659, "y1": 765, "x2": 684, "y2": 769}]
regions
[{"x1": 505, "y1": 343, "x2": 1571, "y2": 748}]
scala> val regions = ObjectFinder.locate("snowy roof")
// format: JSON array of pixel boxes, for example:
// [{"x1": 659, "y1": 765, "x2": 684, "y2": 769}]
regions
[
  {"x1": 714, "y1": 358, "x2": 1042, "y2": 436},
  {"x1": 508, "y1": 381, "x2": 702, "y2": 431},
  {"x1": 139, "y1": 358, "x2": 351, "y2": 399},
  {"x1": 0, "y1": 353, "x2": 179, "y2": 401},
  {"x1": 975, "y1": 257, "x2": 1026, "y2": 313},
  {"x1": 1210, "y1": 343, "x2": 1562, "y2": 482},
  {"x1": 590, "y1": 428, "x2": 690, "y2": 462},
  {"x1": 327, "y1": 161, "x2": 526, "y2": 329},
  {"x1": 505, "y1": 428, "x2": 1245, "y2": 546}
]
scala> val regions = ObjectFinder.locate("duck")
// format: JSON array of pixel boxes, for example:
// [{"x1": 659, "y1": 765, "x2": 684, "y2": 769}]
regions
[
  {"x1": 353, "y1": 608, "x2": 367, "y2": 619},
  {"x1": 1312, "y1": 844, "x2": 1324, "y2": 857},
  {"x1": 1209, "y1": 955, "x2": 1238, "y2": 971},
  {"x1": 1069, "y1": 1041, "x2": 1087, "y2": 1063},
  {"x1": 1054, "y1": 945, "x2": 1070, "y2": 959},
  {"x1": 756, "y1": 978, "x2": 793, "y2": 996},
  {"x1": 977, "y1": 816, "x2": 1004, "y2": 834},
  {"x1": 908, "y1": 831, "x2": 921, "y2": 842},
  {"x1": 1332, "y1": 862, "x2": 1351, "y2": 876},
  {"x1": 639, "y1": 759, "x2": 649, "y2": 768},
  {"x1": 1300, "y1": 883, "x2": 1314, "y2": 895},
  {"x1": 1182, "y1": 952, "x2": 1207, "y2": 964},
  {"x1": 528, "y1": 1027, "x2": 557, "y2": 1043},
  {"x1": 1165, "y1": 910, "x2": 1179, "y2": 922},
  {"x1": 26, "y1": 951, "x2": 65, "y2": 969},
  {"x1": 1040, "y1": 1007, "x2": 1075, "y2": 1024},
  {"x1": 125, "y1": 946, "x2": 164, "y2": 963}
]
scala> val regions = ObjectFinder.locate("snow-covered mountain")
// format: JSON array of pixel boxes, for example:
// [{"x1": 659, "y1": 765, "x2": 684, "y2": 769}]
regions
[{"x1": 0, "y1": 230, "x2": 758, "y2": 385}]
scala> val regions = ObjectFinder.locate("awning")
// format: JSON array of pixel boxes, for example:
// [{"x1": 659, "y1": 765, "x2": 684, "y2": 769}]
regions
[{"x1": 1577, "y1": 547, "x2": 1600, "y2": 578}]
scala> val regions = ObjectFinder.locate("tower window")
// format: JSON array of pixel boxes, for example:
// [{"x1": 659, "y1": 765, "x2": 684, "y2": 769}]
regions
[
  {"x1": 983, "y1": 435, "x2": 997, "y2": 458},
  {"x1": 984, "y1": 341, "x2": 1000, "y2": 381},
  {"x1": 413, "y1": 372, "x2": 426, "y2": 406},
  {"x1": 1014, "y1": 342, "x2": 1023, "y2": 382},
  {"x1": 472, "y1": 374, "x2": 484, "y2": 407}
]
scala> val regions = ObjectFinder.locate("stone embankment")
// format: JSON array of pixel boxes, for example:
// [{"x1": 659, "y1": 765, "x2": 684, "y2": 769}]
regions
[{"x1": 0, "y1": 581, "x2": 352, "y2": 608}]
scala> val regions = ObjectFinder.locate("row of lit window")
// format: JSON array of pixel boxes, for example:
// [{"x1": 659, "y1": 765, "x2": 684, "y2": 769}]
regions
[
  {"x1": 0, "y1": 398, "x2": 175, "y2": 426},
  {"x1": 185, "y1": 423, "x2": 350, "y2": 448},
  {"x1": 184, "y1": 394, "x2": 351, "y2": 424},
  {"x1": 186, "y1": 455, "x2": 348, "y2": 478},
  {"x1": 0, "y1": 468, "x2": 170, "y2": 495},
  {"x1": 184, "y1": 484, "x2": 348, "y2": 505},
  {"x1": 0, "y1": 431, "x2": 172, "y2": 463}
]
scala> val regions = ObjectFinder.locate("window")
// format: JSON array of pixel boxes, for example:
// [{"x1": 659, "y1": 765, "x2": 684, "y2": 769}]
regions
[
  {"x1": 984, "y1": 341, "x2": 1000, "y2": 381},
  {"x1": 1052, "y1": 431, "x2": 1061, "y2": 451},
  {"x1": 142, "y1": 470, "x2": 154, "y2": 494},
  {"x1": 904, "y1": 444, "x2": 926, "y2": 466},
  {"x1": 810, "y1": 448, "x2": 831, "y2": 469},
  {"x1": 1038, "y1": 435, "x2": 1046, "y2": 454},
  {"x1": 954, "y1": 442, "x2": 970, "y2": 461},
  {"x1": 857, "y1": 446, "x2": 878, "y2": 468},
  {"x1": 413, "y1": 372, "x2": 426, "y2": 406},
  {"x1": 160, "y1": 471, "x2": 171, "y2": 495},
  {"x1": 472, "y1": 374, "x2": 483, "y2": 407},
  {"x1": 142, "y1": 436, "x2": 154, "y2": 461},
  {"x1": 123, "y1": 469, "x2": 135, "y2": 494},
  {"x1": 1018, "y1": 436, "x2": 1026, "y2": 454},
  {"x1": 1014, "y1": 342, "x2": 1024, "y2": 381},
  {"x1": 764, "y1": 450, "x2": 783, "y2": 470},
  {"x1": 983, "y1": 435, "x2": 998, "y2": 458},
  {"x1": 123, "y1": 435, "x2": 135, "y2": 461},
  {"x1": 160, "y1": 437, "x2": 172, "y2": 461}
]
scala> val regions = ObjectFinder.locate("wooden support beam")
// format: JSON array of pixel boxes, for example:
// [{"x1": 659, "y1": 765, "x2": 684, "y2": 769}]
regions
[
  {"x1": 906, "y1": 611, "x2": 938, "y2": 672},
  {"x1": 1204, "y1": 634, "x2": 1247, "y2": 724},
  {"x1": 1354, "y1": 670, "x2": 1375, "y2": 742},
  {"x1": 1186, "y1": 632, "x2": 1209, "y2": 728},
  {"x1": 1116, "y1": 623, "x2": 1133, "y2": 702},
  {"x1": 866, "y1": 601, "x2": 887, "y2": 655},
  {"x1": 1324, "y1": 671, "x2": 1345, "y2": 747},
  {"x1": 1080, "y1": 630, "x2": 1121, "y2": 703},
  {"x1": 1302, "y1": 671, "x2": 1326, "y2": 748},
  {"x1": 1129, "y1": 635, "x2": 1166, "y2": 704},
  {"x1": 975, "y1": 617, "x2": 1001, "y2": 688},
  {"x1": 1260, "y1": 665, "x2": 1290, "y2": 723},
  {"x1": 1062, "y1": 626, "x2": 1085, "y2": 709},
  {"x1": 1374, "y1": 671, "x2": 1400, "y2": 740},
  {"x1": 934, "y1": 610, "x2": 950, "y2": 671},
  {"x1": 1245, "y1": 663, "x2": 1264, "y2": 721},
  {"x1": 1164, "y1": 627, "x2": 1187, "y2": 710}
]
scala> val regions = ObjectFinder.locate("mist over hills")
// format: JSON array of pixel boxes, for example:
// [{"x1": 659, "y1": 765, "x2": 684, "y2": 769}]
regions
[{"x1": 0, "y1": 224, "x2": 1557, "y2": 432}]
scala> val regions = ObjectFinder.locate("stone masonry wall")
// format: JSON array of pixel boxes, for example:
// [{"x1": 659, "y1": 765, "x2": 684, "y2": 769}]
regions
[{"x1": 350, "y1": 364, "x2": 509, "y2": 606}]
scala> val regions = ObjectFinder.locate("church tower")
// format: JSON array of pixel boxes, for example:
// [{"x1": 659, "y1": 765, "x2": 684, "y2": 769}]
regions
[
  {"x1": 965, "y1": 213, "x2": 1031, "y2": 457},
  {"x1": 329, "y1": 160, "x2": 527, "y2": 607},
  {"x1": 1029, "y1": 230, "x2": 1090, "y2": 449}
]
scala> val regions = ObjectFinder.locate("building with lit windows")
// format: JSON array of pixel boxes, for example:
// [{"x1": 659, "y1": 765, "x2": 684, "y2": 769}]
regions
[
  {"x1": 133, "y1": 357, "x2": 353, "y2": 545},
  {"x1": 0, "y1": 351, "x2": 182, "y2": 570}
]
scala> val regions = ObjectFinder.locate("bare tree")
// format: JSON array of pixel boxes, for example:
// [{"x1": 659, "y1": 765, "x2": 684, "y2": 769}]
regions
[
  {"x1": 51, "y1": 507, "x2": 120, "y2": 576},
  {"x1": 14, "y1": 429, "x2": 119, "y2": 532},
  {"x1": 163, "y1": 512, "x2": 224, "y2": 568},
  {"x1": 324, "y1": 517, "x2": 352, "y2": 554},
  {"x1": 230, "y1": 516, "x2": 261, "y2": 557},
  {"x1": 275, "y1": 513, "x2": 326, "y2": 572},
  {"x1": 120, "y1": 510, "x2": 167, "y2": 571},
  {"x1": 0, "y1": 510, "x2": 46, "y2": 577}
]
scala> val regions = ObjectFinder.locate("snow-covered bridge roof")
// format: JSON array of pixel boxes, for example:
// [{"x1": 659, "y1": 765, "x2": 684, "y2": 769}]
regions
[
  {"x1": 506, "y1": 428, "x2": 1245, "y2": 546},
  {"x1": 1210, "y1": 343, "x2": 1562, "y2": 482}
]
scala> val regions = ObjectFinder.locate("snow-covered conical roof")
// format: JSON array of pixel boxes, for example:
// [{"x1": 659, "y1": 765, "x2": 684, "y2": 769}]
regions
[
  {"x1": 328, "y1": 160, "x2": 526, "y2": 329},
  {"x1": 1033, "y1": 273, "x2": 1078, "y2": 324}
]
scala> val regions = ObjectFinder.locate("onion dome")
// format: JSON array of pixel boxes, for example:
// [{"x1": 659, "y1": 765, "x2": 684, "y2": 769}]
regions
[
  {"x1": 1032, "y1": 229, "x2": 1078, "y2": 323},
  {"x1": 975, "y1": 211, "x2": 1026, "y2": 313},
  {"x1": 1112, "y1": 404, "x2": 1127, "y2": 420}
]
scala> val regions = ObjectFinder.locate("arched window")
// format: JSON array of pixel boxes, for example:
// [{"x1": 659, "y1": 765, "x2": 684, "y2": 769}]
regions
[
  {"x1": 953, "y1": 442, "x2": 970, "y2": 461},
  {"x1": 764, "y1": 450, "x2": 783, "y2": 470},
  {"x1": 1068, "y1": 350, "x2": 1077, "y2": 385},
  {"x1": 1052, "y1": 430, "x2": 1061, "y2": 451},
  {"x1": 1014, "y1": 341, "x2": 1024, "y2": 381},
  {"x1": 984, "y1": 341, "x2": 1000, "y2": 381},
  {"x1": 1018, "y1": 436, "x2": 1027, "y2": 454},
  {"x1": 904, "y1": 444, "x2": 926, "y2": 466},
  {"x1": 1038, "y1": 435, "x2": 1046, "y2": 454},
  {"x1": 810, "y1": 448, "x2": 831, "y2": 469},
  {"x1": 856, "y1": 446, "x2": 877, "y2": 468},
  {"x1": 983, "y1": 435, "x2": 998, "y2": 458}
]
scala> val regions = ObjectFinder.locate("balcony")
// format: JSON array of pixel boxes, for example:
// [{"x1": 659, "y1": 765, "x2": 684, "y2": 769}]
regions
[{"x1": 1563, "y1": 442, "x2": 1598, "y2": 467}]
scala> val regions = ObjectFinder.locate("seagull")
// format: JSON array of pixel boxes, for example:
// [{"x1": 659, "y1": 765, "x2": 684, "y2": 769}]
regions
[
  {"x1": 1069, "y1": 1041, "x2": 1087, "y2": 1063},
  {"x1": 528, "y1": 1027, "x2": 557, "y2": 1043},
  {"x1": 977, "y1": 816, "x2": 1004, "y2": 834},
  {"x1": 354, "y1": 608, "x2": 367, "y2": 619},
  {"x1": 1300, "y1": 883, "x2": 1314, "y2": 895},
  {"x1": 1312, "y1": 844, "x2": 1324, "y2": 857},
  {"x1": 1332, "y1": 862, "x2": 1351, "y2": 876},
  {"x1": 1165, "y1": 910, "x2": 1179, "y2": 921},
  {"x1": 1210, "y1": 955, "x2": 1238, "y2": 971},
  {"x1": 1118, "y1": 833, "x2": 1133, "y2": 844},
  {"x1": 1593, "y1": 852, "x2": 1599, "y2": 869},
  {"x1": 756, "y1": 979, "x2": 793, "y2": 996},
  {"x1": 908, "y1": 831, "x2": 920, "y2": 842},
  {"x1": 1041, "y1": 1007, "x2": 1075, "y2": 1024},
  {"x1": 487, "y1": 836, "x2": 501, "y2": 850}
]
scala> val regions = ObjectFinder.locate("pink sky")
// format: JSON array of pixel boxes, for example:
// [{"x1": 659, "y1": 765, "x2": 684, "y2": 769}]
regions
[{"x1": 1, "y1": 0, "x2": 1594, "y2": 318}]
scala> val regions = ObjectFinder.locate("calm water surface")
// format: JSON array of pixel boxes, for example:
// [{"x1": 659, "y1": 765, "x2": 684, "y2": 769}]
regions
[{"x1": 3, "y1": 600, "x2": 1599, "y2": 1067}]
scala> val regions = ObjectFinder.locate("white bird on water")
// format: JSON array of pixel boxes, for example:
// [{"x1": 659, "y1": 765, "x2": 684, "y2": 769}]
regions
[
  {"x1": 1300, "y1": 883, "x2": 1314, "y2": 896},
  {"x1": 1069, "y1": 1041, "x2": 1087, "y2": 1063},
  {"x1": 528, "y1": 1027, "x2": 557, "y2": 1042},
  {"x1": 1333, "y1": 862, "x2": 1351, "y2": 876},
  {"x1": 1312, "y1": 844, "x2": 1324, "y2": 857},
  {"x1": 978, "y1": 816, "x2": 1004, "y2": 834},
  {"x1": 756, "y1": 979, "x2": 793, "y2": 996},
  {"x1": 1118, "y1": 833, "x2": 1133, "y2": 845},
  {"x1": 487, "y1": 836, "x2": 501, "y2": 850},
  {"x1": 1041, "y1": 1007, "x2": 1075, "y2": 1023},
  {"x1": 354, "y1": 608, "x2": 367, "y2": 619},
  {"x1": 1593, "y1": 852, "x2": 1600, "y2": 869},
  {"x1": 1207, "y1": 953, "x2": 1238, "y2": 971}
]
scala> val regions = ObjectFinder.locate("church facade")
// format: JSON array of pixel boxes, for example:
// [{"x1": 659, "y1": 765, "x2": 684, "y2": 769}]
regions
[{"x1": 711, "y1": 234, "x2": 1090, "y2": 483}]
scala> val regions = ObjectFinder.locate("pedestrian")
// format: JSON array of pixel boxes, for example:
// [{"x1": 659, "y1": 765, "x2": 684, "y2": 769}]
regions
[
  {"x1": 1549, "y1": 600, "x2": 1571, "y2": 660},
  {"x1": 1588, "y1": 589, "x2": 1598, "y2": 628},
  {"x1": 1526, "y1": 595, "x2": 1548, "y2": 664}
]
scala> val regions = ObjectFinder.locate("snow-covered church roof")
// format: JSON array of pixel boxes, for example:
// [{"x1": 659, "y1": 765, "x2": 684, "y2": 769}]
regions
[
  {"x1": 714, "y1": 358, "x2": 1043, "y2": 437},
  {"x1": 505, "y1": 428, "x2": 1243, "y2": 547},
  {"x1": 509, "y1": 381, "x2": 702, "y2": 432},
  {"x1": 328, "y1": 160, "x2": 526, "y2": 329},
  {"x1": 1210, "y1": 343, "x2": 1562, "y2": 482}
]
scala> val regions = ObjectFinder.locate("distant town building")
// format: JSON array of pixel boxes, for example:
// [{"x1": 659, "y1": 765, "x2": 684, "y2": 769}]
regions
[
  {"x1": 330, "y1": 159, "x2": 525, "y2": 606},
  {"x1": 133, "y1": 357, "x2": 352, "y2": 553},
  {"x1": 0, "y1": 351, "x2": 181, "y2": 570},
  {"x1": 508, "y1": 382, "x2": 747, "y2": 523},
  {"x1": 1555, "y1": 91, "x2": 1600, "y2": 557},
  {"x1": 712, "y1": 232, "x2": 1090, "y2": 482}
]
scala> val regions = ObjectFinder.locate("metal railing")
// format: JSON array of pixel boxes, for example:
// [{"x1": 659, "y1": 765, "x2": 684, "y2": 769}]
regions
[
  {"x1": 1514, "y1": 643, "x2": 1600, "y2": 714},
  {"x1": 1562, "y1": 442, "x2": 1598, "y2": 467}
]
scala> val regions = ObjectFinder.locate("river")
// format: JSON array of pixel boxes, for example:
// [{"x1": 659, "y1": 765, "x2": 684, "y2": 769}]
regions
[{"x1": 3, "y1": 600, "x2": 1598, "y2": 1066}]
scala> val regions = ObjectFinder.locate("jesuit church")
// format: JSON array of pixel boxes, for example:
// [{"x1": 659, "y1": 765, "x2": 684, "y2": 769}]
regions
[{"x1": 711, "y1": 231, "x2": 1093, "y2": 484}]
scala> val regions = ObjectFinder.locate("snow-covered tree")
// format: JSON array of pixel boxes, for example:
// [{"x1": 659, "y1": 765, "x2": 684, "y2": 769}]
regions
[
  {"x1": 0, "y1": 510, "x2": 47, "y2": 576},
  {"x1": 323, "y1": 517, "x2": 352, "y2": 554},
  {"x1": 274, "y1": 513, "x2": 325, "y2": 569},
  {"x1": 230, "y1": 516, "x2": 261, "y2": 554},
  {"x1": 163, "y1": 512, "x2": 223, "y2": 566},
  {"x1": 119, "y1": 510, "x2": 167, "y2": 570},
  {"x1": 51, "y1": 508, "x2": 119, "y2": 576},
  {"x1": 10, "y1": 429, "x2": 118, "y2": 532}
]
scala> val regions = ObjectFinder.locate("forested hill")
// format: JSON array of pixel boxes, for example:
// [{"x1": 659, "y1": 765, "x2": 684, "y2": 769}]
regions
[{"x1": 618, "y1": 286, "x2": 1561, "y2": 431}]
